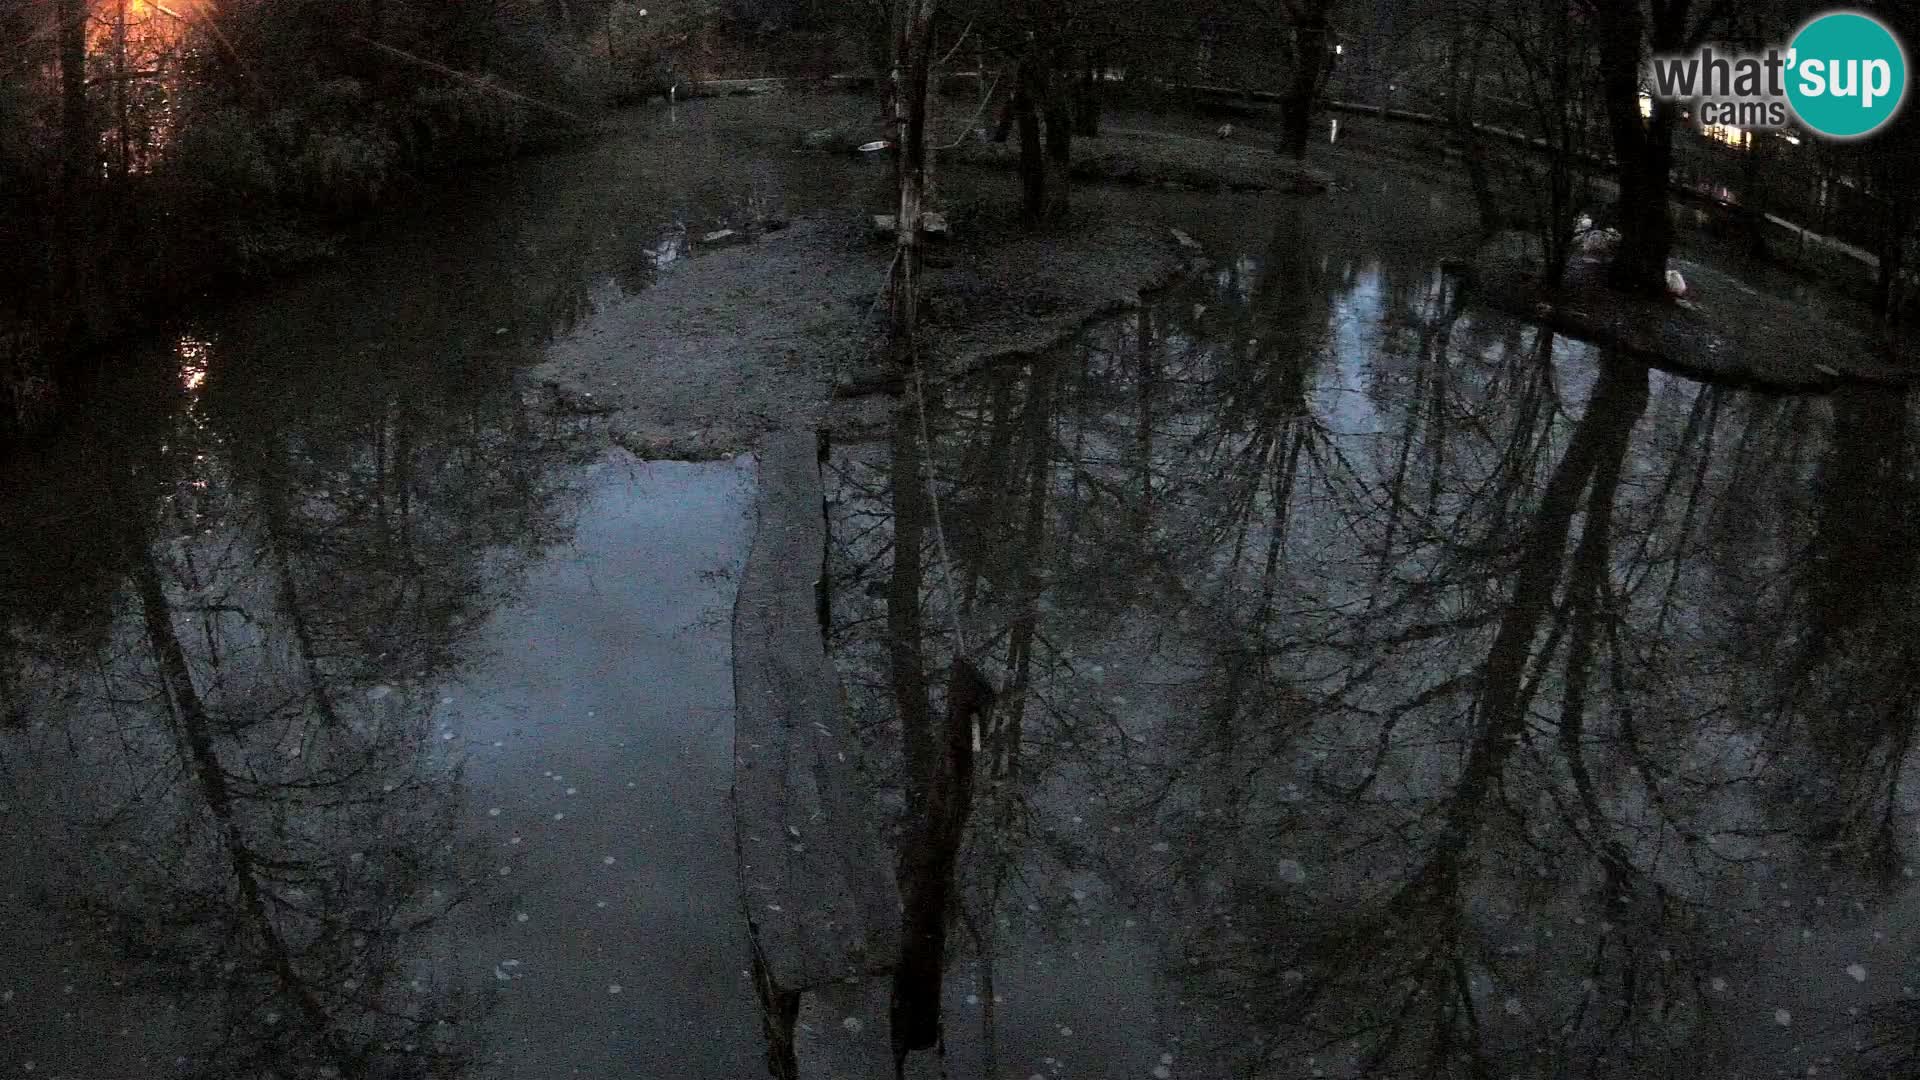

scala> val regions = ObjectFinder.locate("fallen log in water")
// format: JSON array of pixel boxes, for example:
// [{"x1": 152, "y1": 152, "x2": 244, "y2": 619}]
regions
[{"x1": 731, "y1": 429, "x2": 902, "y2": 1077}]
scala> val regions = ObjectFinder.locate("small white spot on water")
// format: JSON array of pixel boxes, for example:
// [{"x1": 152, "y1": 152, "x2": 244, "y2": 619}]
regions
[
  {"x1": 608, "y1": 984, "x2": 622, "y2": 995},
  {"x1": 843, "y1": 1016, "x2": 863, "y2": 1034},
  {"x1": 596, "y1": 901, "x2": 608, "y2": 909},
  {"x1": 1058, "y1": 1026, "x2": 1072, "y2": 1036},
  {"x1": 1072, "y1": 890, "x2": 1087, "y2": 902},
  {"x1": 1503, "y1": 997, "x2": 1522, "y2": 1016},
  {"x1": 1151, "y1": 842, "x2": 1170, "y2": 853},
  {"x1": 499, "y1": 866, "x2": 512, "y2": 876},
  {"x1": 1276, "y1": 859, "x2": 1307, "y2": 884},
  {"x1": 442, "y1": 697, "x2": 453, "y2": 705},
  {"x1": 1153, "y1": 1069, "x2": 1171, "y2": 1079},
  {"x1": 516, "y1": 913, "x2": 529, "y2": 923},
  {"x1": 1847, "y1": 964, "x2": 1868, "y2": 983},
  {"x1": 493, "y1": 741, "x2": 504, "y2": 748},
  {"x1": 965, "y1": 994, "x2": 978, "y2": 1005},
  {"x1": 1774, "y1": 1008, "x2": 1792, "y2": 1026},
  {"x1": 509, "y1": 836, "x2": 522, "y2": 846},
  {"x1": 566, "y1": 788, "x2": 578, "y2": 796},
  {"x1": 443, "y1": 732, "x2": 455, "y2": 741},
  {"x1": 488, "y1": 807, "x2": 502, "y2": 817},
  {"x1": 603, "y1": 856, "x2": 616, "y2": 865},
  {"x1": 368, "y1": 686, "x2": 392, "y2": 701},
  {"x1": 554, "y1": 813, "x2": 566, "y2": 821}
]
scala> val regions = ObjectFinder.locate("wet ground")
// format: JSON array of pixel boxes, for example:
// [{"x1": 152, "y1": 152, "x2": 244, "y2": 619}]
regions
[{"x1": 2, "y1": 90, "x2": 1916, "y2": 1080}]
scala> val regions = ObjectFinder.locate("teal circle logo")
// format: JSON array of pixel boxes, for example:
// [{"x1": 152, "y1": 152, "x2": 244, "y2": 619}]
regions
[{"x1": 1786, "y1": 10, "x2": 1907, "y2": 138}]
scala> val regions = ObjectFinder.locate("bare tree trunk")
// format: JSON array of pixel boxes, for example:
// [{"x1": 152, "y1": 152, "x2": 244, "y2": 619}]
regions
[
  {"x1": 1741, "y1": 130, "x2": 1770, "y2": 259},
  {"x1": 1594, "y1": 2, "x2": 1679, "y2": 296},
  {"x1": 888, "y1": 400, "x2": 933, "y2": 814},
  {"x1": 1446, "y1": 23, "x2": 1498, "y2": 238},
  {"x1": 1542, "y1": 0, "x2": 1575, "y2": 287},
  {"x1": 890, "y1": 660, "x2": 990, "y2": 1078},
  {"x1": 1074, "y1": 51, "x2": 1101, "y2": 137},
  {"x1": 1279, "y1": 3, "x2": 1332, "y2": 161},
  {"x1": 113, "y1": 0, "x2": 130, "y2": 178},
  {"x1": 1014, "y1": 55, "x2": 1045, "y2": 227},
  {"x1": 888, "y1": 0, "x2": 937, "y2": 369},
  {"x1": 1042, "y1": 54, "x2": 1072, "y2": 219},
  {"x1": 54, "y1": 0, "x2": 91, "y2": 339},
  {"x1": 1874, "y1": 208, "x2": 1909, "y2": 325}
]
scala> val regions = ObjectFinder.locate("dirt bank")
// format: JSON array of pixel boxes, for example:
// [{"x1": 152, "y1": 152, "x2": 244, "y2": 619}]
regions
[{"x1": 530, "y1": 208, "x2": 1190, "y2": 458}]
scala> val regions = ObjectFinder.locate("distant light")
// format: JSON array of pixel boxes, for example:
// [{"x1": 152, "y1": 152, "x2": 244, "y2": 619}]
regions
[
  {"x1": 637, "y1": 7, "x2": 647, "y2": 14},
  {"x1": 1782, "y1": 132, "x2": 1802, "y2": 145},
  {"x1": 1638, "y1": 93, "x2": 1653, "y2": 118},
  {"x1": 1335, "y1": 44, "x2": 1343, "y2": 55},
  {"x1": 1702, "y1": 122, "x2": 1742, "y2": 147}
]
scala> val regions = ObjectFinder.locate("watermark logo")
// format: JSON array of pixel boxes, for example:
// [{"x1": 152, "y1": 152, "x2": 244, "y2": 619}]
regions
[{"x1": 1648, "y1": 9, "x2": 1907, "y2": 140}]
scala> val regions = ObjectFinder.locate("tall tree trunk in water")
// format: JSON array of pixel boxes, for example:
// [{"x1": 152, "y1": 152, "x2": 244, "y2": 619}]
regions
[
  {"x1": 888, "y1": 0, "x2": 936, "y2": 370},
  {"x1": 55, "y1": 0, "x2": 90, "y2": 338},
  {"x1": 1014, "y1": 54, "x2": 1046, "y2": 227},
  {"x1": 889, "y1": 400, "x2": 933, "y2": 816},
  {"x1": 1278, "y1": 4, "x2": 1331, "y2": 161},
  {"x1": 1594, "y1": 3, "x2": 1680, "y2": 296},
  {"x1": 887, "y1": 0, "x2": 939, "y2": 913},
  {"x1": 890, "y1": 660, "x2": 991, "y2": 1078}
]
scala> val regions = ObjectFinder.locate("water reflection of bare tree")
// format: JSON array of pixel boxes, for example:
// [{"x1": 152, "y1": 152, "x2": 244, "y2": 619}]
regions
[
  {"x1": 828, "y1": 195, "x2": 1920, "y2": 1078},
  {"x1": 0, "y1": 331, "x2": 589, "y2": 1078}
]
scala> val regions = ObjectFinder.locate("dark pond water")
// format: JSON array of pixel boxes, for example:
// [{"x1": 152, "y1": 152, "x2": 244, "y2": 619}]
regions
[
  {"x1": 825, "y1": 184, "x2": 1920, "y2": 1080},
  {"x1": 0, "y1": 97, "x2": 878, "y2": 1079},
  {"x1": 2, "y1": 91, "x2": 1915, "y2": 1080}
]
